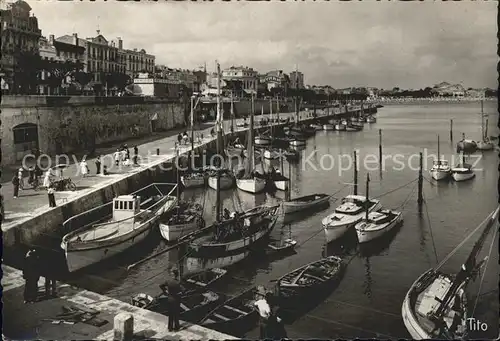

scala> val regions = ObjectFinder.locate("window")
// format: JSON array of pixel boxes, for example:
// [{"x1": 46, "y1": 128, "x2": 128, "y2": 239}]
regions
[
  {"x1": 119, "y1": 201, "x2": 123, "y2": 210},
  {"x1": 129, "y1": 201, "x2": 133, "y2": 209},
  {"x1": 115, "y1": 201, "x2": 119, "y2": 209},
  {"x1": 13, "y1": 123, "x2": 38, "y2": 144}
]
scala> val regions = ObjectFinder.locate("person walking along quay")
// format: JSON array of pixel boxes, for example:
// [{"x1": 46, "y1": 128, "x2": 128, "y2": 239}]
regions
[
  {"x1": 95, "y1": 156, "x2": 102, "y2": 175},
  {"x1": 12, "y1": 174, "x2": 20, "y2": 198},
  {"x1": 47, "y1": 185, "x2": 56, "y2": 208},
  {"x1": 133, "y1": 145, "x2": 139, "y2": 165}
]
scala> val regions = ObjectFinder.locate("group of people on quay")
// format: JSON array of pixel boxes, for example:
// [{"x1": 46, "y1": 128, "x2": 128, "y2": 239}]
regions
[{"x1": 22, "y1": 248, "x2": 57, "y2": 304}]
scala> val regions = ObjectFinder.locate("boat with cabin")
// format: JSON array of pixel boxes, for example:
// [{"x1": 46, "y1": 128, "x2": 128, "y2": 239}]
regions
[
  {"x1": 451, "y1": 154, "x2": 475, "y2": 182},
  {"x1": 355, "y1": 209, "x2": 403, "y2": 243},
  {"x1": 476, "y1": 100, "x2": 494, "y2": 151},
  {"x1": 430, "y1": 135, "x2": 451, "y2": 181},
  {"x1": 61, "y1": 183, "x2": 178, "y2": 272}
]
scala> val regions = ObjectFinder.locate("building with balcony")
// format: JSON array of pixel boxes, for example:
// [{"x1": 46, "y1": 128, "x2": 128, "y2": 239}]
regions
[
  {"x1": 289, "y1": 71, "x2": 304, "y2": 89},
  {"x1": 0, "y1": 0, "x2": 42, "y2": 93},
  {"x1": 222, "y1": 66, "x2": 258, "y2": 92}
]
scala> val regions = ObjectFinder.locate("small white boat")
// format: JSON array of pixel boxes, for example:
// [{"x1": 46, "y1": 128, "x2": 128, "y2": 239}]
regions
[
  {"x1": 365, "y1": 116, "x2": 376, "y2": 123},
  {"x1": 61, "y1": 184, "x2": 177, "y2": 272},
  {"x1": 358, "y1": 116, "x2": 366, "y2": 123},
  {"x1": 355, "y1": 209, "x2": 403, "y2": 243},
  {"x1": 323, "y1": 124, "x2": 335, "y2": 131},
  {"x1": 282, "y1": 193, "x2": 330, "y2": 214},
  {"x1": 236, "y1": 177, "x2": 267, "y2": 194},
  {"x1": 310, "y1": 123, "x2": 323, "y2": 131},
  {"x1": 351, "y1": 117, "x2": 358, "y2": 123},
  {"x1": 263, "y1": 149, "x2": 280, "y2": 160},
  {"x1": 272, "y1": 170, "x2": 289, "y2": 191},
  {"x1": 341, "y1": 119, "x2": 348, "y2": 125},
  {"x1": 323, "y1": 195, "x2": 382, "y2": 243},
  {"x1": 430, "y1": 160, "x2": 451, "y2": 181},
  {"x1": 476, "y1": 139, "x2": 494, "y2": 151},
  {"x1": 181, "y1": 172, "x2": 207, "y2": 188},
  {"x1": 289, "y1": 138, "x2": 306, "y2": 147},
  {"x1": 451, "y1": 156, "x2": 475, "y2": 182},
  {"x1": 335, "y1": 123, "x2": 346, "y2": 131},
  {"x1": 254, "y1": 136, "x2": 271, "y2": 146}
]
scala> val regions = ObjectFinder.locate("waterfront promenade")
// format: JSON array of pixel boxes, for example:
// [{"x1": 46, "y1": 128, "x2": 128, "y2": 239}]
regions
[{"x1": 2, "y1": 264, "x2": 236, "y2": 340}]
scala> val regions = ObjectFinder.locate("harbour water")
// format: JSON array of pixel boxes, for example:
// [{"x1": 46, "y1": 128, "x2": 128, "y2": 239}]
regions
[{"x1": 65, "y1": 101, "x2": 498, "y2": 339}]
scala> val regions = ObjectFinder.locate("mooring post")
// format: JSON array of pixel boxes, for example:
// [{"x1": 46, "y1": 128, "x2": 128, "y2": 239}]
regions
[
  {"x1": 450, "y1": 119, "x2": 453, "y2": 141},
  {"x1": 418, "y1": 152, "x2": 423, "y2": 211},
  {"x1": 286, "y1": 161, "x2": 291, "y2": 201},
  {"x1": 378, "y1": 129, "x2": 383, "y2": 167},
  {"x1": 156, "y1": 148, "x2": 160, "y2": 156},
  {"x1": 114, "y1": 313, "x2": 133, "y2": 341},
  {"x1": 353, "y1": 150, "x2": 358, "y2": 195}
]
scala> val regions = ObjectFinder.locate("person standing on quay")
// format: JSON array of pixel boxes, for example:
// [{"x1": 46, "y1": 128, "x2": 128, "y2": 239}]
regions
[
  {"x1": 95, "y1": 156, "x2": 101, "y2": 175},
  {"x1": 114, "y1": 149, "x2": 120, "y2": 167},
  {"x1": 23, "y1": 249, "x2": 40, "y2": 303},
  {"x1": 80, "y1": 158, "x2": 89, "y2": 178},
  {"x1": 47, "y1": 185, "x2": 56, "y2": 208},
  {"x1": 12, "y1": 174, "x2": 20, "y2": 198},
  {"x1": 18, "y1": 167, "x2": 24, "y2": 190},
  {"x1": 160, "y1": 268, "x2": 181, "y2": 332},
  {"x1": 133, "y1": 146, "x2": 138, "y2": 165},
  {"x1": 38, "y1": 248, "x2": 57, "y2": 298}
]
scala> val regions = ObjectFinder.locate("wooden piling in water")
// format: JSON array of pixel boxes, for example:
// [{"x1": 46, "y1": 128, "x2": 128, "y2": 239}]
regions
[
  {"x1": 418, "y1": 152, "x2": 423, "y2": 210},
  {"x1": 450, "y1": 119, "x2": 453, "y2": 141},
  {"x1": 353, "y1": 150, "x2": 358, "y2": 195},
  {"x1": 378, "y1": 129, "x2": 383, "y2": 167}
]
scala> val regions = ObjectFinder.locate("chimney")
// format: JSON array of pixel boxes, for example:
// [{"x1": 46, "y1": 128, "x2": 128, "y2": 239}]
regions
[
  {"x1": 49, "y1": 34, "x2": 54, "y2": 45},
  {"x1": 72, "y1": 33, "x2": 78, "y2": 45},
  {"x1": 118, "y1": 37, "x2": 123, "y2": 50}
]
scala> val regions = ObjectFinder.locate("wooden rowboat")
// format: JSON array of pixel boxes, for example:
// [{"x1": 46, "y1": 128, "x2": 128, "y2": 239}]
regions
[{"x1": 282, "y1": 193, "x2": 330, "y2": 214}]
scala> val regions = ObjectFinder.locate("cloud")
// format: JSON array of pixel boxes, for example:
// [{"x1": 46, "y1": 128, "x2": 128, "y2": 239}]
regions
[{"x1": 26, "y1": 0, "x2": 497, "y2": 88}]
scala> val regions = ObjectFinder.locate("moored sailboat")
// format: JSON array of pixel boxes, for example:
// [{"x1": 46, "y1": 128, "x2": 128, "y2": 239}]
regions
[
  {"x1": 401, "y1": 206, "x2": 499, "y2": 340},
  {"x1": 476, "y1": 100, "x2": 493, "y2": 151},
  {"x1": 430, "y1": 135, "x2": 451, "y2": 181},
  {"x1": 451, "y1": 153, "x2": 475, "y2": 182}
]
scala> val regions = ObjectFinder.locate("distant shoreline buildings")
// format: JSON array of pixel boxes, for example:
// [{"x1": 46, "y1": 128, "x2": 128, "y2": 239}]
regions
[{"x1": 0, "y1": 0, "x2": 495, "y2": 99}]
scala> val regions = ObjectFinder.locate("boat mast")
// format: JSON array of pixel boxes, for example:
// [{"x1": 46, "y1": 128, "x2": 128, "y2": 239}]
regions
[
  {"x1": 295, "y1": 64, "x2": 299, "y2": 124},
  {"x1": 437, "y1": 135, "x2": 440, "y2": 165},
  {"x1": 480, "y1": 100, "x2": 485, "y2": 140},
  {"x1": 190, "y1": 96, "x2": 195, "y2": 169},
  {"x1": 215, "y1": 62, "x2": 223, "y2": 222},
  {"x1": 245, "y1": 94, "x2": 255, "y2": 177},
  {"x1": 176, "y1": 147, "x2": 180, "y2": 218},
  {"x1": 270, "y1": 98, "x2": 273, "y2": 137},
  {"x1": 230, "y1": 91, "x2": 235, "y2": 133},
  {"x1": 432, "y1": 209, "x2": 497, "y2": 321},
  {"x1": 365, "y1": 173, "x2": 370, "y2": 221}
]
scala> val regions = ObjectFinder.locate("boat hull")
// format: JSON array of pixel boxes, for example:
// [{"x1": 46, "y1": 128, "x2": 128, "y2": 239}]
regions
[
  {"x1": 289, "y1": 139, "x2": 306, "y2": 147},
  {"x1": 283, "y1": 194, "x2": 330, "y2": 214},
  {"x1": 181, "y1": 175, "x2": 206, "y2": 188},
  {"x1": 208, "y1": 175, "x2": 234, "y2": 190},
  {"x1": 159, "y1": 221, "x2": 198, "y2": 242},
  {"x1": 476, "y1": 141, "x2": 494, "y2": 150},
  {"x1": 335, "y1": 124, "x2": 346, "y2": 131},
  {"x1": 323, "y1": 124, "x2": 335, "y2": 131},
  {"x1": 430, "y1": 169, "x2": 450, "y2": 181},
  {"x1": 355, "y1": 212, "x2": 403, "y2": 243},
  {"x1": 185, "y1": 251, "x2": 250, "y2": 275},
  {"x1": 451, "y1": 171, "x2": 475, "y2": 182},
  {"x1": 324, "y1": 221, "x2": 357, "y2": 243},
  {"x1": 254, "y1": 137, "x2": 271, "y2": 146},
  {"x1": 274, "y1": 180, "x2": 288, "y2": 191},
  {"x1": 236, "y1": 178, "x2": 267, "y2": 193}
]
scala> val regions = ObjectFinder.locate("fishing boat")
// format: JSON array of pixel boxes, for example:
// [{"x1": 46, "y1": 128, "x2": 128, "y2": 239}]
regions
[
  {"x1": 323, "y1": 124, "x2": 335, "y2": 131},
  {"x1": 207, "y1": 63, "x2": 236, "y2": 191},
  {"x1": 430, "y1": 135, "x2": 451, "y2": 181},
  {"x1": 200, "y1": 287, "x2": 260, "y2": 334},
  {"x1": 355, "y1": 209, "x2": 403, "y2": 243},
  {"x1": 288, "y1": 137, "x2": 306, "y2": 147},
  {"x1": 236, "y1": 101, "x2": 267, "y2": 194},
  {"x1": 61, "y1": 183, "x2": 178, "y2": 272},
  {"x1": 254, "y1": 135, "x2": 272, "y2": 146},
  {"x1": 456, "y1": 133, "x2": 477, "y2": 154},
  {"x1": 476, "y1": 100, "x2": 494, "y2": 151},
  {"x1": 323, "y1": 194, "x2": 382, "y2": 243},
  {"x1": 269, "y1": 168, "x2": 289, "y2": 191},
  {"x1": 451, "y1": 154, "x2": 475, "y2": 182},
  {"x1": 276, "y1": 256, "x2": 344, "y2": 293},
  {"x1": 310, "y1": 123, "x2": 323, "y2": 131},
  {"x1": 267, "y1": 238, "x2": 297, "y2": 253},
  {"x1": 346, "y1": 124, "x2": 362, "y2": 132},
  {"x1": 335, "y1": 122, "x2": 346, "y2": 131},
  {"x1": 181, "y1": 172, "x2": 207, "y2": 188},
  {"x1": 188, "y1": 204, "x2": 279, "y2": 255},
  {"x1": 402, "y1": 206, "x2": 499, "y2": 340},
  {"x1": 365, "y1": 115, "x2": 376, "y2": 123},
  {"x1": 282, "y1": 193, "x2": 330, "y2": 214},
  {"x1": 131, "y1": 290, "x2": 221, "y2": 323},
  {"x1": 159, "y1": 203, "x2": 205, "y2": 242}
]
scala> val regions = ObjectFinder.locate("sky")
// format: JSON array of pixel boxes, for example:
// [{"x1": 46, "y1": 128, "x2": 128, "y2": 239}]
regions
[{"x1": 22, "y1": 0, "x2": 498, "y2": 89}]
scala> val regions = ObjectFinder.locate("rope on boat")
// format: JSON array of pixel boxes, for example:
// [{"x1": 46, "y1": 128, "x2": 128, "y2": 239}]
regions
[
  {"x1": 373, "y1": 178, "x2": 418, "y2": 199},
  {"x1": 433, "y1": 207, "x2": 496, "y2": 271},
  {"x1": 396, "y1": 182, "x2": 418, "y2": 211},
  {"x1": 471, "y1": 223, "x2": 498, "y2": 317},
  {"x1": 422, "y1": 192, "x2": 440, "y2": 266}
]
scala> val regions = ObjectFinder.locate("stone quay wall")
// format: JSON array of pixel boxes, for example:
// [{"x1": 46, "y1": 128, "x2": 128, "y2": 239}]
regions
[{"x1": 1, "y1": 96, "x2": 187, "y2": 166}]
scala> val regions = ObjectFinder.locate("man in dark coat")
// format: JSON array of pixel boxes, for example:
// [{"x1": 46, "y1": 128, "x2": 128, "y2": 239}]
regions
[
  {"x1": 159, "y1": 268, "x2": 181, "y2": 331},
  {"x1": 38, "y1": 248, "x2": 57, "y2": 297},
  {"x1": 23, "y1": 249, "x2": 40, "y2": 303}
]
